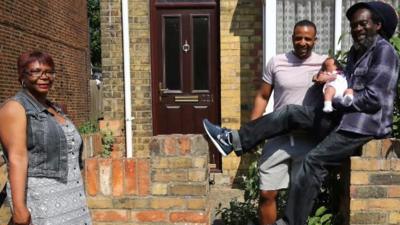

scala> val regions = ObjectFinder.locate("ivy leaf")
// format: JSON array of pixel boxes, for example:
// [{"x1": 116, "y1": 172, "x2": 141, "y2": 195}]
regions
[
  {"x1": 321, "y1": 213, "x2": 332, "y2": 224},
  {"x1": 390, "y1": 37, "x2": 400, "y2": 54},
  {"x1": 315, "y1": 206, "x2": 327, "y2": 217},
  {"x1": 308, "y1": 216, "x2": 319, "y2": 225}
]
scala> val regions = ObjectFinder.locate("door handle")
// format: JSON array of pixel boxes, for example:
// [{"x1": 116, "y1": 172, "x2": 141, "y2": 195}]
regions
[
  {"x1": 159, "y1": 82, "x2": 168, "y2": 101},
  {"x1": 159, "y1": 82, "x2": 168, "y2": 93}
]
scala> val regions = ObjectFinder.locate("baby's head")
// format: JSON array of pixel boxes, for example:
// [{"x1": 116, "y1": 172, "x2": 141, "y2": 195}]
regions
[{"x1": 321, "y1": 57, "x2": 342, "y2": 73}]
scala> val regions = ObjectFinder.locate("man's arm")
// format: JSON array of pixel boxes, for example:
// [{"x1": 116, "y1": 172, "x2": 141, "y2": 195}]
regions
[
  {"x1": 337, "y1": 44, "x2": 399, "y2": 113},
  {"x1": 250, "y1": 83, "x2": 273, "y2": 120}
]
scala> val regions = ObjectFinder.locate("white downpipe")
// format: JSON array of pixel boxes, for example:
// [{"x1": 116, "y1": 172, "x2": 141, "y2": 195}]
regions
[
  {"x1": 263, "y1": 0, "x2": 276, "y2": 114},
  {"x1": 334, "y1": 0, "x2": 342, "y2": 53},
  {"x1": 122, "y1": 0, "x2": 133, "y2": 158}
]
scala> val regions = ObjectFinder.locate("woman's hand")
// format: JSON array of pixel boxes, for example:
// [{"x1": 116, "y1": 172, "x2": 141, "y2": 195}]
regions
[{"x1": 12, "y1": 206, "x2": 32, "y2": 225}]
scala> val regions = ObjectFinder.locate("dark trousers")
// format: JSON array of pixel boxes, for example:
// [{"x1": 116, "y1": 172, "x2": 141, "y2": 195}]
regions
[
  {"x1": 238, "y1": 105, "x2": 341, "y2": 150},
  {"x1": 237, "y1": 105, "x2": 373, "y2": 225}
]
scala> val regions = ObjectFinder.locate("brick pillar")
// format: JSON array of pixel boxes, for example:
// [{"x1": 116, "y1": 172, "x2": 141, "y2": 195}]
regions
[
  {"x1": 149, "y1": 134, "x2": 210, "y2": 224},
  {"x1": 85, "y1": 134, "x2": 210, "y2": 224},
  {"x1": 219, "y1": 0, "x2": 263, "y2": 184},
  {"x1": 350, "y1": 139, "x2": 400, "y2": 225}
]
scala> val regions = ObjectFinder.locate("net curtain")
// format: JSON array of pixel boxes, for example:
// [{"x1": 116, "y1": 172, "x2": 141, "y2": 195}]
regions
[
  {"x1": 275, "y1": 0, "x2": 400, "y2": 55},
  {"x1": 276, "y1": 0, "x2": 335, "y2": 55}
]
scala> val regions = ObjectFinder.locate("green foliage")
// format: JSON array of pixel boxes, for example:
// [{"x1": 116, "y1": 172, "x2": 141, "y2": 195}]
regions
[
  {"x1": 308, "y1": 206, "x2": 333, "y2": 225},
  {"x1": 78, "y1": 121, "x2": 99, "y2": 134},
  {"x1": 390, "y1": 33, "x2": 400, "y2": 139},
  {"x1": 88, "y1": 0, "x2": 101, "y2": 67},
  {"x1": 215, "y1": 151, "x2": 341, "y2": 225},
  {"x1": 328, "y1": 33, "x2": 349, "y2": 66},
  {"x1": 215, "y1": 156, "x2": 260, "y2": 225},
  {"x1": 392, "y1": 113, "x2": 400, "y2": 138},
  {"x1": 215, "y1": 199, "x2": 258, "y2": 225},
  {"x1": 101, "y1": 128, "x2": 114, "y2": 158},
  {"x1": 243, "y1": 158, "x2": 260, "y2": 202},
  {"x1": 390, "y1": 36, "x2": 400, "y2": 53}
]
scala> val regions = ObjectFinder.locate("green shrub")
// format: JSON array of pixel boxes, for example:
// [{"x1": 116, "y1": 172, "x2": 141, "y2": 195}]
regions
[
  {"x1": 215, "y1": 155, "x2": 259, "y2": 225},
  {"x1": 308, "y1": 206, "x2": 332, "y2": 225},
  {"x1": 215, "y1": 150, "x2": 340, "y2": 225},
  {"x1": 101, "y1": 128, "x2": 114, "y2": 158},
  {"x1": 215, "y1": 199, "x2": 258, "y2": 225},
  {"x1": 390, "y1": 31, "x2": 400, "y2": 139},
  {"x1": 78, "y1": 120, "x2": 99, "y2": 134}
]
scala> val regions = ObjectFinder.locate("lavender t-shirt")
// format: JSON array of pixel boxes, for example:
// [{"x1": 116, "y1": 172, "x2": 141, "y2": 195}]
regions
[{"x1": 263, "y1": 51, "x2": 327, "y2": 111}]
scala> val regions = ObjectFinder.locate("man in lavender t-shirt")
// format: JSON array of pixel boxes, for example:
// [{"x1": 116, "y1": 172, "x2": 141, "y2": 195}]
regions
[{"x1": 253, "y1": 20, "x2": 326, "y2": 225}]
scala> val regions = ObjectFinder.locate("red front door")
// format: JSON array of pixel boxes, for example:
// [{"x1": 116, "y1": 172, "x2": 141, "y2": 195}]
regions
[{"x1": 151, "y1": 1, "x2": 221, "y2": 170}]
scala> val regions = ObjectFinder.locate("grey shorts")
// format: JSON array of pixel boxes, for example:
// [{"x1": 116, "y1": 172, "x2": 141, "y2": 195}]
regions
[{"x1": 258, "y1": 133, "x2": 317, "y2": 191}]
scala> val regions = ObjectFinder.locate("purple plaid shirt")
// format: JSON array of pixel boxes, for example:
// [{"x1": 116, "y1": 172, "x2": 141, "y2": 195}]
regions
[{"x1": 335, "y1": 36, "x2": 399, "y2": 138}]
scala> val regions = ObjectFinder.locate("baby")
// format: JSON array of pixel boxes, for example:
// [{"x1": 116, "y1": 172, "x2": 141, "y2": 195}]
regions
[{"x1": 322, "y1": 57, "x2": 353, "y2": 112}]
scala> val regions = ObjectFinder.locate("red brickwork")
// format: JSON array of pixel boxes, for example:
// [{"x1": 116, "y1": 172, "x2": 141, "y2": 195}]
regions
[
  {"x1": 0, "y1": 0, "x2": 90, "y2": 124},
  {"x1": 85, "y1": 134, "x2": 210, "y2": 224}
]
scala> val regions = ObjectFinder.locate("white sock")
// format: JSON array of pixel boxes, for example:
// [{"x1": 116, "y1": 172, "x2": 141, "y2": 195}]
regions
[
  {"x1": 323, "y1": 101, "x2": 333, "y2": 113},
  {"x1": 342, "y1": 94, "x2": 354, "y2": 107}
]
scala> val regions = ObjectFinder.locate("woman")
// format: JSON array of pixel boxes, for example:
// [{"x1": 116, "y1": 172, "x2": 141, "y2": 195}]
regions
[{"x1": 0, "y1": 51, "x2": 92, "y2": 225}]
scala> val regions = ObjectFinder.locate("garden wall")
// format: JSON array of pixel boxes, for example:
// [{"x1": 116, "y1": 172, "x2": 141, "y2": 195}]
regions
[
  {"x1": 1, "y1": 136, "x2": 400, "y2": 224},
  {"x1": 85, "y1": 134, "x2": 210, "y2": 224},
  {"x1": 350, "y1": 139, "x2": 400, "y2": 225}
]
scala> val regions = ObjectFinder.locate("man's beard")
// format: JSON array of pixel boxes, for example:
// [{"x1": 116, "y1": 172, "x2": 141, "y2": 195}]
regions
[{"x1": 353, "y1": 34, "x2": 377, "y2": 53}]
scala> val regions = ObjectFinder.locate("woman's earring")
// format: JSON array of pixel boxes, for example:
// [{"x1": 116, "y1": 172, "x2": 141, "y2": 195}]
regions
[{"x1": 21, "y1": 80, "x2": 26, "y2": 88}]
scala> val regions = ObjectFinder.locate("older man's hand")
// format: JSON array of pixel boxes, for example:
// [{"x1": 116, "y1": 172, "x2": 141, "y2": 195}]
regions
[{"x1": 312, "y1": 71, "x2": 336, "y2": 85}]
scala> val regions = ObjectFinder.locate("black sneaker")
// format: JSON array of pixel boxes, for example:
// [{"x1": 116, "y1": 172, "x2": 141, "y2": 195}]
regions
[{"x1": 202, "y1": 119, "x2": 234, "y2": 156}]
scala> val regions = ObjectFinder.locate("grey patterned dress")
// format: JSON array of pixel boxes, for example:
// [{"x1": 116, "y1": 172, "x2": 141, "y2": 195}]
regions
[{"x1": 7, "y1": 119, "x2": 92, "y2": 225}]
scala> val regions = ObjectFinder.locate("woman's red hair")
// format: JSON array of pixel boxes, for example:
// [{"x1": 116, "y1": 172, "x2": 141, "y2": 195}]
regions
[{"x1": 17, "y1": 51, "x2": 55, "y2": 82}]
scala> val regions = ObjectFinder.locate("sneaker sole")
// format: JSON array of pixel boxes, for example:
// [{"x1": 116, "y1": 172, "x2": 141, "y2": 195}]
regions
[{"x1": 203, "y1": 121, "x2": 228, "y2": 156}]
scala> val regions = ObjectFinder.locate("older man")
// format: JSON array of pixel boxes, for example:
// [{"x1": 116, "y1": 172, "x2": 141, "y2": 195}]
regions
[{"x1": 203, "y1": 2, "x2": 399, "y2": 224}]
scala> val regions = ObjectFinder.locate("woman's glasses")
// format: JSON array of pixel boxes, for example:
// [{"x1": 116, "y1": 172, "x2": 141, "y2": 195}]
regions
[{"x1": 24, "y1": 69, "x2": 56, "y2": 78}]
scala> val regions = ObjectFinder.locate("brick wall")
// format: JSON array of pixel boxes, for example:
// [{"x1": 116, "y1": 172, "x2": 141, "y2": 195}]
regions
[
  {"x1": 0, "y1": 0, "x2": 90, "y2": 125},
  {"x1": 220, "y1": 0, "x2": 262, "y2": 181},
  {"x1": 100, "y1": 0, "x2": 152, "y2": 157},
  {"x1": 350, "y1": 139, "x2": 400, "y2": 225},
  {"x1": 85, "y1": 134, "x2": 210, "y2": 224}
]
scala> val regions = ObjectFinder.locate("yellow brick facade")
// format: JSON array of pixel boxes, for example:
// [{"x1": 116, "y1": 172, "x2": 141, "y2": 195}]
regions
[
  {"x1": 100, "y1": 0, "x2": 262, "y2": 183},
  {"x1": 219, "y1": 0, "x2": 262, "y2": 181}
]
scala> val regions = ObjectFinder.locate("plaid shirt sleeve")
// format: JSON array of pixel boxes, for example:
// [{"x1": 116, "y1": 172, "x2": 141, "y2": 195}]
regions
[
  {"x1": 337, "y1": 37, "x2": 400, "y2": 138},
  {"x1": 351, "y1": 43, "x2": 399, "y2": 113}
]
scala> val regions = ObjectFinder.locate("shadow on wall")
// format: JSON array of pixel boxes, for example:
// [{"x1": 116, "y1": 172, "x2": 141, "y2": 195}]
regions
[{"x1": 229, "y1": 0, "x2": 263, "y2": 186}]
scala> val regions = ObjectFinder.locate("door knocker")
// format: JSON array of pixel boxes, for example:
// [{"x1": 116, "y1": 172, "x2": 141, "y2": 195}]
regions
[{"x1": 182, "y1": 40, "x2": 190, "y2": 53}]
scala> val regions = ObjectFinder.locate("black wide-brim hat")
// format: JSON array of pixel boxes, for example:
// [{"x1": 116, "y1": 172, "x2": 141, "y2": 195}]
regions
[{"x1": 346, "y1": 1, "x2": 398, "y2": 39}]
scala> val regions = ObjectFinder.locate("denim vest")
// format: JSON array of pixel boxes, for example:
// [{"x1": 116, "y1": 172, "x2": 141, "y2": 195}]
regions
[{"x1": 9, "y1": 90, "x2": 68, "y2": 182}]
